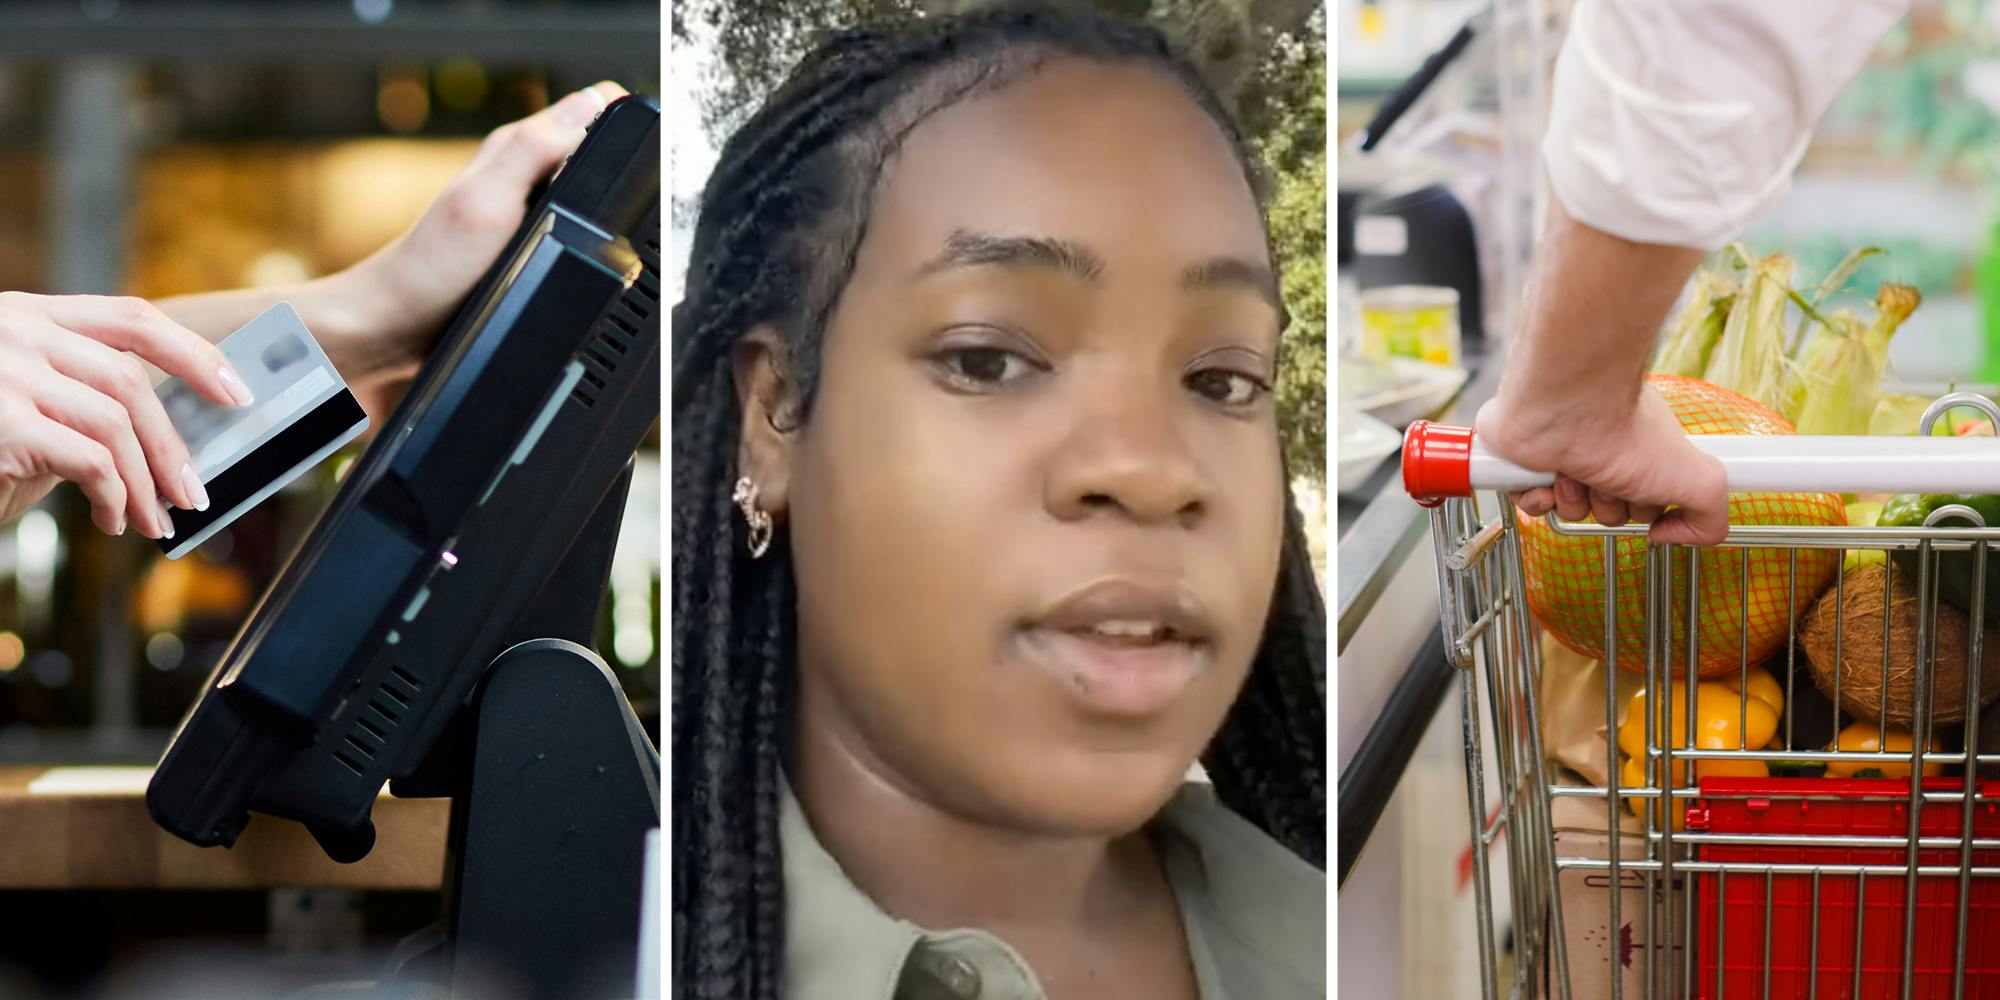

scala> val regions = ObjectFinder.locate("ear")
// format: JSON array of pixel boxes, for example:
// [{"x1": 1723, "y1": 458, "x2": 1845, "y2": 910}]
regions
[{"x1": 732, "y1": 325, "x2": 796, "y2": 519}]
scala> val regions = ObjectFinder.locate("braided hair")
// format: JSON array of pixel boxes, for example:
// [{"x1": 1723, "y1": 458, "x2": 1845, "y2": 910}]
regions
[{"x1": 670, "y1": 5, "x2": 1327, "y2": 998}]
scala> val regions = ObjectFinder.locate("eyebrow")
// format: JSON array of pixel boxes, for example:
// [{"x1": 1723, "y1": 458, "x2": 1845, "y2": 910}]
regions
[
  {"x1": 919, "y1": 228, "x2": 1290, "y2": 327},
  {"x1": 1182, "y1": 257, "x2": 1286, "y2": 318},
  {"x1": 921, "y1": 229, "x2": 1104, "y2": 282}
]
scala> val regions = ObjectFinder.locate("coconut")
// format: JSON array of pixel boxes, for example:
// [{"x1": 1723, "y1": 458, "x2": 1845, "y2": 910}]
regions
[{"x1": 1800, "y1": 562, "x2": 2000, "y2": 726}]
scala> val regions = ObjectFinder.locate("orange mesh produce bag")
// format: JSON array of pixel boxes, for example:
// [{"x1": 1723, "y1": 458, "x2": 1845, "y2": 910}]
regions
[{"x1": 1520, "y1": 375, "x2": 1843, "y2": 676}]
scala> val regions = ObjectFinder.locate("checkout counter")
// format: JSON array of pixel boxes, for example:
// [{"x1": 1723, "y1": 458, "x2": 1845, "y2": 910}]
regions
[
  {"x1": 1335, "y1": 0, "x2": 1573, "y2": 945},
  {"x1": 1335, "y1": 5, "x2": 1555, "y2": 987},
  {"x1": 1335, "y1": 350, "x2": 1503, "y2": 999}
]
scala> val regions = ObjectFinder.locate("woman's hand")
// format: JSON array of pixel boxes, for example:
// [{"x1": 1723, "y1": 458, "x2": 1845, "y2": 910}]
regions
[
  {"x1": 323, "y1": 81, "x2": 630, "y2": 389},
  {"x1": 0, "y1": 293, "x2": 249, "y2": 537}
]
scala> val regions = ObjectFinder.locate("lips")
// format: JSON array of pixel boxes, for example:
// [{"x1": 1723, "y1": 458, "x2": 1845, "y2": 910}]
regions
[{"x1": 1017, "y1": 579, "x2": 1215, "y2": 718}]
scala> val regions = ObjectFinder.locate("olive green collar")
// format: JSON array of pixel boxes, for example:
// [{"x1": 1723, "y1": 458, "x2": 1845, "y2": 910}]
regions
[{"x1": 778, "y1": 777, "x2": 1325, "y2": 999}]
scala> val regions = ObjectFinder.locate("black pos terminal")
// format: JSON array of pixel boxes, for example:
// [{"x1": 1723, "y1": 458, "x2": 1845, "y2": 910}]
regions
[{"x1": 146, "y1": 95, "x2": 662, "y2": 1000}]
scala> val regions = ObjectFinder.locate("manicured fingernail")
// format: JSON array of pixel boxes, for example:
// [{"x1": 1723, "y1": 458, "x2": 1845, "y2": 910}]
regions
[
  {"x1": 113, "y1": 515, "x2": 125, "y2": 537},
  {"x1": 181, "y1": 464, "x2": 210, "y2": 511},
  {"x1": 159, "y1": 500, "x2": 175, "y2": 540},
  {"x1": 219, "y1": 366, "x2": 254, "y2": 406},
  {"x1": 556, "y1": 86, "x2": 609, "y2": 128}
]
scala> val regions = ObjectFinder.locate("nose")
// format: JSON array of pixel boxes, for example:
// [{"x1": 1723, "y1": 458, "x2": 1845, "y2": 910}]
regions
[{"x1": 1044, "y1": 374, "x2": 1209, "y2": 528}]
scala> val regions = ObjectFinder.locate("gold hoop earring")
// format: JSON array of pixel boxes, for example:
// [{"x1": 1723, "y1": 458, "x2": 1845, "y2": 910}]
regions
[{"x1": 732, "y1": 476, "x2": 773, "y2": 558}]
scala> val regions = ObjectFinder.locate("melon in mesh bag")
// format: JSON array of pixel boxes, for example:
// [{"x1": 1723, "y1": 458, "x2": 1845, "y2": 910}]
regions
[{"x1": 1519, "y1": 375, "x2": 1844, "y2": 677}]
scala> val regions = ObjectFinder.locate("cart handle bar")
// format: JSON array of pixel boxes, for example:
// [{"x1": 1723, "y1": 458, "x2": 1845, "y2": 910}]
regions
[{"x1": 1404, "y1": 422, "x2": 2000, "y2": 506}]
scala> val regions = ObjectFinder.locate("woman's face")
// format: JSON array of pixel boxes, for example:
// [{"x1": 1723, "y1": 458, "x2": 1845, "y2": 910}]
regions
[{"x1": 759, "y1": 57, "x2": 1285, "y2": 836}]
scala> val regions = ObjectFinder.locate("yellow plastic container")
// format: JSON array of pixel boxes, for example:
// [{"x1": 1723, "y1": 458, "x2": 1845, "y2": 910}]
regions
[{"x1": 1359, "y1": 285, "x2": 1461, "y2": 366}]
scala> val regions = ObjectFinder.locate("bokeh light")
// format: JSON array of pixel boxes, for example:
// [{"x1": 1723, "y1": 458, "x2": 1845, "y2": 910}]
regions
[
  {"x1": 436, "y1": 59, "x2": 489, "y2": 112},
  {"x1": 147, "y1": 633, "x2": 186, "y2": 672},
  {"x1": 377, "y1": 74, "x2": 429, "y2": 134}
]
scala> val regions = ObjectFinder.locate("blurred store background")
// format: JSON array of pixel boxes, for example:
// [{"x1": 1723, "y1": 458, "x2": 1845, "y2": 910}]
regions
[{"x1": 0, "y1": 3, "x2": 657, "y2": 997}]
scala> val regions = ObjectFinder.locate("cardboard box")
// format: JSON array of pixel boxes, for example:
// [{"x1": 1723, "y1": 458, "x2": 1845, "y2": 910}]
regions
[{"x1": 1550, "y1": 793, "x2": 1692, "y2": 997}]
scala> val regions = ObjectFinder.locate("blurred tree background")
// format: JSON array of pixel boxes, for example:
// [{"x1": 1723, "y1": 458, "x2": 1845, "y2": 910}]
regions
[{"x1": 671, "y1": 0, "x2": 1327, "y2": 483}]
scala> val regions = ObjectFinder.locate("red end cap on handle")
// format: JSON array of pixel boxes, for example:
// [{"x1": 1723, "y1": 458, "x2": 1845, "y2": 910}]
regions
[{"x1": 1403, "y1": 420, "x2": 1474, "y2": 507}]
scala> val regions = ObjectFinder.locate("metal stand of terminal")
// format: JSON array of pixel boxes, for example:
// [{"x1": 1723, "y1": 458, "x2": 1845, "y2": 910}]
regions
[{"x1": 373, "y1": 465, "x2": 660, "y2": 1000}]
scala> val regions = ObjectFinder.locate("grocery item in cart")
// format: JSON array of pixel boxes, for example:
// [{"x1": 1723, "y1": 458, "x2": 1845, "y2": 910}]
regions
[
  {"x1": 1615, "y1": 678, "x2": 1779, "y2": 830},
  {"x1": 1550, "y1": 792, "x2": 1681, "y2": 999},
  {"x1": 1539, "y1": 631, "x2": 1641, "y2": 788},
  {"x1": 1882, "y1": 491, "x2": 2000, "y2": 626},
  {"x1": 1409, "y1": 390, "x2": 2000, "y2": 1000},
  {"x1": 1519, "y1": 375, "x2": 1844, "y2": 676},
  {"x1": 1616, "y1": 680, "x2": 1780, "y2": 763},
  {"x1": 1801, "y1": 562, "x2": 2000, "y2": 727},
  {"x1": 1821, "y1": 721, "x2": 1942, "y2": 779},
  {"x1": 1842, "y1": 499, "x2": 1886, "y2": 572}
]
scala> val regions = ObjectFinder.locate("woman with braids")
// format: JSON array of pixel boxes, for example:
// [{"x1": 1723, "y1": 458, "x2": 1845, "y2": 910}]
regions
[{"x1": 671, "y1": 4, "x2": 1325, "y2": 998}]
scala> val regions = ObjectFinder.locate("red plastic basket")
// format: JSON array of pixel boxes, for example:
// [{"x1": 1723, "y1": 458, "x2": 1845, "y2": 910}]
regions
[{"x1": 1691, "y1": 777, "x2": 2000, "y2": 999}]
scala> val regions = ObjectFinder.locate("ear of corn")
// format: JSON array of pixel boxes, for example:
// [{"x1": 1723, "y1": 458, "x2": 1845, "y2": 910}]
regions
[
  {"x1": 1702, "y1": 251, "x2": 1794, "y2": 413},
  {"x1": 1789, "y1": 311, "x2": 1881, "y2": 436},
  {"x1": 1657, "y1": 245, "x2": 1927, "y2": 439},
  {"x1": 1655, "y1": 269, "x2": 1738, "y2": 377}
]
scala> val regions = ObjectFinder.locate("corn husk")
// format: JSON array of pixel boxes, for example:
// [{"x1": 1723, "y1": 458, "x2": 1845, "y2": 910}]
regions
[
  {"x1": 1791, "y1": 246, "x2": 1881, "y2": 354},
  {"x1": 1870, "y1": 393, "x2": 1931, "y2": 436},
  {"x1": 1703, "y1": 250, "x2": 1794, "y2": 413},
  {"x1": 1655, "y1": 269, "x2": 1738, "y2": 377},
  {"x1": 1864, "y1": 283, "x2": 1920, "y2": 369},
  {"x1": 1782, "y1": 282, "x2": 1917, "y2": 435},
  {"x1": 1788, "y1": 311, "x2": 1881, "y2": 436}
]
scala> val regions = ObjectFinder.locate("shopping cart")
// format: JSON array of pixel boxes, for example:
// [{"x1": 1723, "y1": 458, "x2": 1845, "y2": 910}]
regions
[{"x1": 1402, "y1": 392, "x2": 2000, "y2": 999}]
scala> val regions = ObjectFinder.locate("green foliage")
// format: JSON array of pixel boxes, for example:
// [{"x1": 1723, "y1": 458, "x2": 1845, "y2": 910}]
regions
[
  {"x1": 1260, "y1": 54, "x2": 1326, "y2": 482},
  {"x1": 672, "y1": 0, "x2": 924, "y2": 137}
]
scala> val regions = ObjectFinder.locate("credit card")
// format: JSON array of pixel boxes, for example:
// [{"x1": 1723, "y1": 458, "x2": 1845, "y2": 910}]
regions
[{"x1": 155, "y1": 302, "x2": 369, "y2": 559}]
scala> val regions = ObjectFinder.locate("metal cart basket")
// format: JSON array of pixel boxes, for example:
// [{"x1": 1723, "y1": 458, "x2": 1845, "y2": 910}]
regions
[{"x1": 1402, "y1": 393, "x2": 2000, "y2": 999}]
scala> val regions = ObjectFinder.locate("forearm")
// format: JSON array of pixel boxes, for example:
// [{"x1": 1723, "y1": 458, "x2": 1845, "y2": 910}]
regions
[
  {"x1": 155, "y1": 84, "x2": 617, "y2": 395},
  {"x1": 1485, "y1": 200, "x2": 1703, "y2": 465},
  {"x1": 155, "y1": 255, "x2": 404, "y2": 386}
]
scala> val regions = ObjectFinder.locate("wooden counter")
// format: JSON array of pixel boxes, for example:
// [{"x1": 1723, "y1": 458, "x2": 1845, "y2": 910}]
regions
[{"x1": 0, "y1": 766, "x2": 447, "y2": 890}]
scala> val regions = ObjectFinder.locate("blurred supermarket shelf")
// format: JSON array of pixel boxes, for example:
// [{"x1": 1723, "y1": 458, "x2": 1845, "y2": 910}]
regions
[
  {"x1": 0, "y1": 3, "x2": 658, "y2": 64},
  {"x1": 1884, "y1": 293, "x2": 1989, "y2": 385},
  {"x1": 1751, "y1": 173, "x2": 1985, "y2": 248}
]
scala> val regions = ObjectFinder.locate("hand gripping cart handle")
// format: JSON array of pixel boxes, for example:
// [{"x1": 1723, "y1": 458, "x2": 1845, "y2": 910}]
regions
[{"x1": 1404, "y1": 395, "x2": 2000, "y2": 505}]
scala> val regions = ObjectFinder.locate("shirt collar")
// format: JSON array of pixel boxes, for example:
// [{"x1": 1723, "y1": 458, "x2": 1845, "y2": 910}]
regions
[
  {"x1": 1158, "y1": 783, "x2": 1327, "y2": 995},
  {"x1": 779, "y1": 774, "x2": 926, "y2": 1000},
  {"x1": 778, "y1": 777, "x2": 1324, "y2": 999}
]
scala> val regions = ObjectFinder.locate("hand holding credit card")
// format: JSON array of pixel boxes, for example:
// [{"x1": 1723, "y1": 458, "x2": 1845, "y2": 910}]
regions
[{"x1": 155, "y1": 303, "x2": 368, "y2": 559}]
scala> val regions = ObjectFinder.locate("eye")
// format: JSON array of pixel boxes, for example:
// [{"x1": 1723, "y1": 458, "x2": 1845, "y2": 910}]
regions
[
  {"x1": 1185, "y1": 367, "x2": 1269, "y2": 408},
  {"x1": 930, "y1": 344, "x2": 1045, "y2": 390}
]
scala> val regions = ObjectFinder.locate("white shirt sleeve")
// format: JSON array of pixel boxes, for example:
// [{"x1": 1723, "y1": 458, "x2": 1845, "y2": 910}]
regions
[{"x1": 1542, "y1": 0, "x2": 1913, "y2": 250}]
